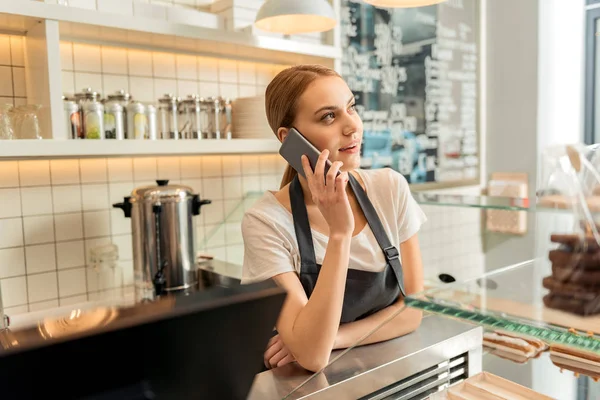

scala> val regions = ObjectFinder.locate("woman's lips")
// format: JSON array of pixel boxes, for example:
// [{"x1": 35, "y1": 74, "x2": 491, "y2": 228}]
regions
[{"x1": 339, "y1": 145, "x2": 360, "y2": 154}]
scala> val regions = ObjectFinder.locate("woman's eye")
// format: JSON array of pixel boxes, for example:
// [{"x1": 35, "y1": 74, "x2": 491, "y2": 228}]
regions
[
  {"x1": 322, "y1": 112, "x2": 335, "y2": 121},
  {"x1": 348, "y1": 103, "x2": 356, "y2": 112}
]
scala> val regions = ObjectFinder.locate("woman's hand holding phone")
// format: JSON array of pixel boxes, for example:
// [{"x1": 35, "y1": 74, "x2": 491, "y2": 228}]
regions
[{"x1": 301, "y1": 150, "x2": 354, "y2": 238}]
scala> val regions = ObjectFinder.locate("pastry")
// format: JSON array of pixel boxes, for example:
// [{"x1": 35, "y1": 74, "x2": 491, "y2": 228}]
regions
[
  {"x1": 538, "y1": 195, "x2": 600, "y2": 212},
  {"x1": 543, "y1": 292, "x2": 600, "y2": 316},
  {"x1": 550, "y1": 234, "x2": 600, "y2": 253},
  {"x1": 550, "y1": 265, "x2": 600, "y2": 285},
  {"x1": 542, "y1": 276, "x2": 600, "y2": 298},
  {"x1": 548, "y1": 249, "x2": 600, "y2": 269},
  {"x1": 486, "y1": 348, "x2": 529, "y2": 364},
  {"x1": 544, "y1": 233, "x2": 600, "y2": 316},
  {"x1": 549, "y1": 343, "x2": 600, "y2": 379},
  {"x1": 483, "y1": 330, "x2": 547, "y2": 359}
]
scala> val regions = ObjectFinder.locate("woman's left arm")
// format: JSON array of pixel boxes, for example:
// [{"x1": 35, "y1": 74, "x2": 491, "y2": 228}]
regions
[{"x1": 333, "y1": 233, "x2": 424, "y2": 349}]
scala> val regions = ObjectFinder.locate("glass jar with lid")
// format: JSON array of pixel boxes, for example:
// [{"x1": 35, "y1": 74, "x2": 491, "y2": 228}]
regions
[
  {"x1": 178, "y1": 94, "x2": 203, "y2": 139},
  {"x1": 74, "y1": 87, "x2": 101, "y2": 105},
  {"x1": 201, "y1": 97, "x2": 221, "y2": 139},
  {"x1": 0, "y1": 103, "x2": 13, "y2": 140},
  {"x1": 105, "y1": 89, "x2": 132, "y2": 139},
  {"x1": 217, "y1": 97, "x2": 232, "y2": 140},
  {"x1": 74, "y1": 88, "x2": 101, "y2": 137},
  {"x1": 158, "y1": 94, "x2": 180, "y2": 139}
]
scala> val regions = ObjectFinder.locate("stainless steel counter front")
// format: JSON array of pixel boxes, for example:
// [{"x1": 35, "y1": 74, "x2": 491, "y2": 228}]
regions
[{"x1": 247, "y1": 314, "x2": 483, "y2": 400}]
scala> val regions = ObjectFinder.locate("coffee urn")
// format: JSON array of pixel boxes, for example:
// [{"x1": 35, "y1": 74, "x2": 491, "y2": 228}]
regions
[{"x1": 113, "y1": 180, "x2": 211, "y2": 302}]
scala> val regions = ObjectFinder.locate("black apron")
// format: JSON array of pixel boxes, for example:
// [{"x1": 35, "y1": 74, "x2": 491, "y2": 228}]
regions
[{"x1": 289, "y1": 173, "x2": 406, "y2": 324}]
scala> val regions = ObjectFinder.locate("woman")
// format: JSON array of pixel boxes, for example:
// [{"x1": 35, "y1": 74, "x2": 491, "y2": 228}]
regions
[{"x1": 241, "y1": 64, "x2": 427, "y2": 373}]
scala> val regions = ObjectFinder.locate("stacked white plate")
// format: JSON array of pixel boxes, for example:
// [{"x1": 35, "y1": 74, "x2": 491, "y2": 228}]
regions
[{"x1": 231, "y1": 95, "x2": 273, "y2": 139}]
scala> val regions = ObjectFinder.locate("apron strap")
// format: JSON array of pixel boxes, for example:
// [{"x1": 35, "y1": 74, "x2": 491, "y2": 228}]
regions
[
  {"x1": 348, "y1": 173, "x2": 406, "y2": 297},
  {"x1": 289, "y1": 176, "x2": 319, "y2": 273}
]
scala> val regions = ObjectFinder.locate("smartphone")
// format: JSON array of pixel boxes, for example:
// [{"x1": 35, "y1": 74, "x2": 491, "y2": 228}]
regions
[{"x1": 279, "y1": 127, "x2": 332, "y2": 179}]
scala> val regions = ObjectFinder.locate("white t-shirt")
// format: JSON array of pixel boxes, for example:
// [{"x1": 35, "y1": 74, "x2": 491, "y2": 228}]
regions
[{"x1": 240, "y1": 168, "x2": 427, "y2": 284}]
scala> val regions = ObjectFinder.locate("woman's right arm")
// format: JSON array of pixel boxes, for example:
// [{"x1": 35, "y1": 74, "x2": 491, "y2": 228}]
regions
[
  {"x1": 272, "y1": 233, "x2": 350, "y2": 372},
  {"x1": 272, "y1": 151, "x2": 355, "y2": 372}
]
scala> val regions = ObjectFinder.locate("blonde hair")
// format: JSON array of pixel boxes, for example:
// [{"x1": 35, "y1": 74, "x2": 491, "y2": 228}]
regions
[{"x1": 265, "y1": 64, "x2": 341, "y2": 189}]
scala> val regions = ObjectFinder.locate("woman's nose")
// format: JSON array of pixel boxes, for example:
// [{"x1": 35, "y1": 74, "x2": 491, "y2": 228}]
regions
[{"x1": 342, "y1": 113, "x2": 360, "y2": 136}]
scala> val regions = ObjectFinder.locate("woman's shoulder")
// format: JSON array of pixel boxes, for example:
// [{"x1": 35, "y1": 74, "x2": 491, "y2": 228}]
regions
[
  {"x1": 241, "y1": 190, "x2": 293, "y2": 231},
  {"x1": 356, "y1": 167, "x2": 409, "y2": 191}
]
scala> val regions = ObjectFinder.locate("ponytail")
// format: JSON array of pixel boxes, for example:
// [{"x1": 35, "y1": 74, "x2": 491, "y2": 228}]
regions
[{"x1": 280, "y1": 165, "x2": 298, "y2": 189}]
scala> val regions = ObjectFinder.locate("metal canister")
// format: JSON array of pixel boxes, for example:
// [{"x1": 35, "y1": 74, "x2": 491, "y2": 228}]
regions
[
  {"x1": 83, "y1": 101, "x2": 105, "y2": 139},
  {"x1": 201, "y1": 97, "x2": 221, "y2": 139},
  {"x1": 211, "y1": 97, "x2": 221, "y2": 139},
  {"x1": 199, "y1": 98, "x2": 212, "y2": 139},
  {"x1": 63, "y1": 100, "x2": 82, "y2": 139},
  {"x1": 147, "y1": 104, "x2": 157, "y2": 140},
  {"x1": 158, "y1": 94, "x2": 179, "y2": 139},
  {"x1": 179, "y1": 95, "x2": 202, "y2": 139},
  {"x1": 104, "y1": 101, "x2": 125, "y2": 140},
  {"x1": 127, "y1": 101, "x2": 148, "y2": 140},
  {"x1": 218, "y1": 97, "x2": 232, "y2": 140}
]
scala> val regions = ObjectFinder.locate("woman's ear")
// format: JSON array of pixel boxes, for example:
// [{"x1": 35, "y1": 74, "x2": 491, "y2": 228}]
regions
[{"x1": 276, "y1": 127, "x2": 289, "y2": 143}]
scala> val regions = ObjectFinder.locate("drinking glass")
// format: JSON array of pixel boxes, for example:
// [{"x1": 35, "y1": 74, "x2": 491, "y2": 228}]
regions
[{"x1": 0, "y1": 103, "x2": 13, "y2": 140}]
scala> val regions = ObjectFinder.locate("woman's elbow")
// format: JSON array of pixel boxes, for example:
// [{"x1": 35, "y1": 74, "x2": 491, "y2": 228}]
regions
[
  {"x1": 295, "y1": 352, "x2": 330, "y2": 373},
  {"x1": 405, "y1": 309, "x2": 423, "y2": 333}
]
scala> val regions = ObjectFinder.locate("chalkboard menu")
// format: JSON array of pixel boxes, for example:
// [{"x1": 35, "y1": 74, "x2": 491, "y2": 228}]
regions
[{"x1": 341, "y1": 0, "x2": 479, "y2": 186}]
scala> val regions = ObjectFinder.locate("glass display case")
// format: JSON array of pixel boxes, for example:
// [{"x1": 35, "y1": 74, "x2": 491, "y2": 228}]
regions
[{"x1": 406, "y1": 259, "x2": 600, "y2": 347}]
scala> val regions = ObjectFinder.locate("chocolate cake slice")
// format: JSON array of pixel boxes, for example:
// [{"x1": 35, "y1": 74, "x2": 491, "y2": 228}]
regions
[
  {"x1": 548, "y1": 249, "x2": 600, "y2": 270},
  {"x1": 543, "y1": 292, "x2": 600, "y2": 316},
  {"x1": 550, "y1": 234, "x2": 600, "y2": 253},
  {"x1": 550, "y1": 265, "x2": 600, "y2": 286},
  {"x1": 544, "y1": 233, "x2": 600, "y2": 316},
  {"x1": 542, "y1": 276, "x2": 600, "y2": 300}
]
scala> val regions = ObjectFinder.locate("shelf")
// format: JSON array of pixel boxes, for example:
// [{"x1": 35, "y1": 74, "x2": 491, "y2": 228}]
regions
[
  {"x1": 434, "y1": 350, "x2": 599, "y2": 399},
  {"x1": 412, "y1": 192, "x2": 530, "y2": 211},
  {"x1": 480, "y1": 349, "x2": 599, "y2": 399},
  {"x1": 0, "y1": 138, "x2": 281, "y2": 158},
  {"x1": 405, "y1": 259, "x2": 600, "y2": 354},
  {"x1": 0, "y1": 1, "x2": 340, "y2": 65},
  {"x1": 411, "y1": 192, "x2": 598, "y2": 219}
]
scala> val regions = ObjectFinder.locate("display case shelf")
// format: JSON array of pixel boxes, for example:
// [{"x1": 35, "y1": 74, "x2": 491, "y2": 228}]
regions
[
  {"x1": 405, "y1": 260, "x2": 600, "y2": 353},
  {"x1": 432, "y1": 350, "x2": 600, "y2": 399},
  {"x1": 0, "y1": 138, "x2": 281, "y2": 159},
  {"x1": 412, "y1": 192, "x2": 530, "y2": 211}
]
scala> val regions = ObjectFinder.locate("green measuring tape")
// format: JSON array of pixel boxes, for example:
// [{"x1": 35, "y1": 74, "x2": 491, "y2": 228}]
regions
[{"x1": 406, "y1": 297, "x2": 600, "y2": 354}]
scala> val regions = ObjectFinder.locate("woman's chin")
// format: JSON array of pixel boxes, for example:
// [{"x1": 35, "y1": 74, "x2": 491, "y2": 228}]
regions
[{"x1": 336, "y1": 153, "x2": 361, "y2": 170}]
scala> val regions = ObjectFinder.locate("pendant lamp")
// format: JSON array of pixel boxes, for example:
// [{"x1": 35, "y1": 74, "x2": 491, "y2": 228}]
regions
[
  {"x1": 363, "y1": 0, "x2": 446, "y2": 7},
  {"x1": 254, "y1": 0, "x2": 337, "y2": 35}
]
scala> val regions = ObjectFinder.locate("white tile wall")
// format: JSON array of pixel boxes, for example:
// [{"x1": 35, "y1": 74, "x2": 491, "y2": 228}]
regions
[
  {"x1": 418, "y1": 204, "x2": 485, "y2": 285},
  {"x1": 0, "y1": 154, "x2": 285, "y2": 316},
  {"x1": 0, "y1": 34, "x2": 27, "y2": 107},
  {"x1": 60, "y1": 41, "x2": 286, "y2": 103},
  {"x1": 0, "y1": 156, "x2": 486, "y2": 316}
]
